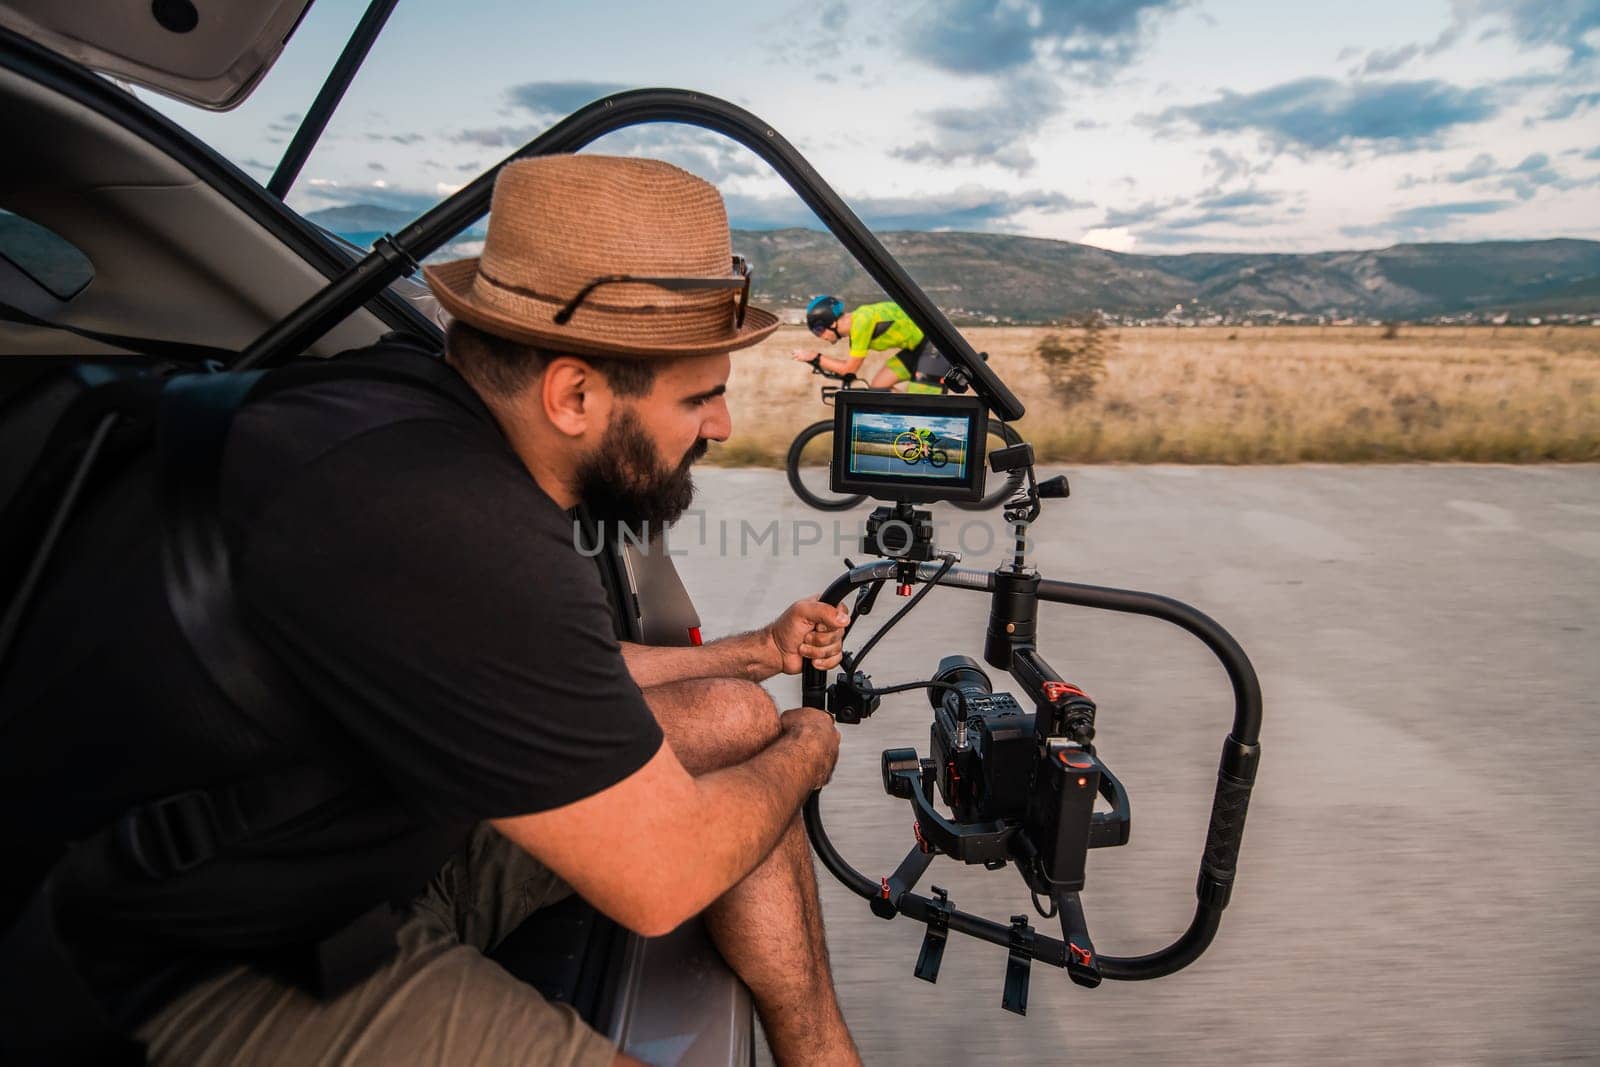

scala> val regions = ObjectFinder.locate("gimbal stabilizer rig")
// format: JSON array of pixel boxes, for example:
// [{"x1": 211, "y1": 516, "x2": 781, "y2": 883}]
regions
[{"x1": 799, "y1": 460, "x2": 1263, "y2": 1015}]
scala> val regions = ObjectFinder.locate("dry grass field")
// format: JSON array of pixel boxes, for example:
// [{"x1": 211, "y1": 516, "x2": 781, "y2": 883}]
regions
[{"x1": 713, "y1": 324, "x2": 1600, "y2": 465}]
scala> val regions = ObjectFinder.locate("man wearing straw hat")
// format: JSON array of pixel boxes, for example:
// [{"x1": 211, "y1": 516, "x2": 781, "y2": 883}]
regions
[{"x1": 110, "y1": 155, "x2": 861, "y2": 1064}]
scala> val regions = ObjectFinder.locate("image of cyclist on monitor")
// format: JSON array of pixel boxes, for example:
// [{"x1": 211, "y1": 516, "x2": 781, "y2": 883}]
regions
[{"x1": 847, "y1": 412, "x2": 969, "y2": 479}]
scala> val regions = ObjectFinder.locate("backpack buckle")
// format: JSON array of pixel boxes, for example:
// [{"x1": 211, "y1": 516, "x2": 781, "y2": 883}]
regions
[{"x1": 118, "y1": 790, "x2": 220, "y2": 878}]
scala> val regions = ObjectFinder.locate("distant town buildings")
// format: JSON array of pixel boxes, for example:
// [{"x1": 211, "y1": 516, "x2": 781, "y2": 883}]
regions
[{"x1": 776, "y1": 304, "x2": 1598, "y2": 328}]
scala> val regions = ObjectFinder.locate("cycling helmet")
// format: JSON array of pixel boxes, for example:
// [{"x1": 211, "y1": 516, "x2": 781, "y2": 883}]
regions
[{"x1": 806, "y1": 295, "x2": 845, "y2": 336}]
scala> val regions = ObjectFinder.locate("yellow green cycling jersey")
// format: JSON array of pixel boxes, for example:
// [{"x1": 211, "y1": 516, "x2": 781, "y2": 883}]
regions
[{"x1": 848, "y1": 301, "x2": 924, "y2": 360}]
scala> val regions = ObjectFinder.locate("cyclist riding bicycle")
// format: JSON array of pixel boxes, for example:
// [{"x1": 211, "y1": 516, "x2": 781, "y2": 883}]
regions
[
  {"x1": 792, "y1": 296, "x2": 951, "y2": 393},
  {"x1": 891, "y1": 425, "x2": 947, "y2": 468}
]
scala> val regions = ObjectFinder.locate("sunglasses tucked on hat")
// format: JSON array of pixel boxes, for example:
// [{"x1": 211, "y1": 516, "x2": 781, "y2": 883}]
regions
[{"x1": 424, "y1": 155, "x2": 779, "y2": 359}]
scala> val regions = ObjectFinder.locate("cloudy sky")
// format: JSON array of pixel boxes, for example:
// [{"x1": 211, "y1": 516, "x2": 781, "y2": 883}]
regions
[{"x1": 148, "y1": 0, "x2": 1600, "y2": 254}]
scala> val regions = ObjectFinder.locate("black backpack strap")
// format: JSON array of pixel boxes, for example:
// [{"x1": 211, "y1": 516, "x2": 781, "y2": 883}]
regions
[
  {"x1": 112, "y1": 764, "x2": 353, "y2": 879},
  {"x1": 0, "y1": 763, "x2": 366, "y2": 1062},
  {"x1": 102, "y1": 764, "x2": 400, "y2": 994},
  {"x1": 158, "y1": 370, "x2": 308, "y2": 744}
]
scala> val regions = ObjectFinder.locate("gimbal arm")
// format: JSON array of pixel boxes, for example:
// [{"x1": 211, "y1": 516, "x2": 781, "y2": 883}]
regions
[{"x1": 801, "y1": 560, "x2": 1262, "y2": 981}]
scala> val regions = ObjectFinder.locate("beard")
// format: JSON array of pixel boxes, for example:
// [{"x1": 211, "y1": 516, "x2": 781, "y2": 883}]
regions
[{"x1": 575, "y1": 407, "x2": 707, "y2": 536}]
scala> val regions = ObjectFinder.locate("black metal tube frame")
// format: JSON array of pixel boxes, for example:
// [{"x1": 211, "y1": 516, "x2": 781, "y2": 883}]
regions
[
  {"x1": 268, "y1": 0, "x2": 400, "y2": 200},
  {"x1": 233, "y1": 89, "x2": 1026, "y2": 421},
  {"x1": 800, "y1": 560, "x2": 1262, "y2": 981}
]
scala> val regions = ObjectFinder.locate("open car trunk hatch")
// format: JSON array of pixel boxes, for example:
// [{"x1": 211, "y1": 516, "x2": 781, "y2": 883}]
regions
[{"x1": 0, "y1": 0, "x2": 313, "y2": 110}]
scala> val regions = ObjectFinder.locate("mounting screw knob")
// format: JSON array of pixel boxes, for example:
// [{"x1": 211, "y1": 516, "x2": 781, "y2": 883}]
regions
[{"x1": 881, "y1": 748, "x2": 920, "y2": 798}]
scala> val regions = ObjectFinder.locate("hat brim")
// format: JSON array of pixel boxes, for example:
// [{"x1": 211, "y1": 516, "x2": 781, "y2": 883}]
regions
[{"x1": 423, "y1": 258, "x2": 780, "y2": 359}]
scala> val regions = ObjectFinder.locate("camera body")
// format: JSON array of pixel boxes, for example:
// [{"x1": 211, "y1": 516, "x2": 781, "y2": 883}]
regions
[
  {"x1": 929, "y1": 655, "x2": 1034, "y2": 824},
  {"x1": 922, "y1": 655, "x2": 1106, "y2": 892}
]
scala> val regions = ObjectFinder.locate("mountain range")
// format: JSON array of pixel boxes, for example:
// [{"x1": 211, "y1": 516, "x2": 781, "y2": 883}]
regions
[{"x1": 306, "y1": 205, "x2": 1600, "y2": 322}]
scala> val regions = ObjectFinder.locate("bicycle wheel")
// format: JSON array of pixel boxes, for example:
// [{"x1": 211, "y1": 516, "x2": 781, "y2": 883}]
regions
[
  {"x1": 893, "y1": 432, "x2": 921, "y2": 462},
  {"x1": 786, "y1": 420, "x2": 866, "y2": 511},
  {"x1": 953, "y1": 422, "x2": 1026, "y2": 511},
  {"x1": 928, "y1": 449, "x2": 949, "y2": 468}
]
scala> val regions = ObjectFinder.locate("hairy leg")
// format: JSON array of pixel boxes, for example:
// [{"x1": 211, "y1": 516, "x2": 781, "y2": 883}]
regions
[{"x1": 643, "y1": 679, "x2": 859, "y2": 1067}]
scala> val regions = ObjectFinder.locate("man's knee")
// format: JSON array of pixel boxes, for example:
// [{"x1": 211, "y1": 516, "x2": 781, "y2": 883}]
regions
[
  {"x1": 647, "y1": 677, "x2": 779, "y2": 770},
  {"x1": 699, "y1": 677, "x2": 779, "y2": 756}
]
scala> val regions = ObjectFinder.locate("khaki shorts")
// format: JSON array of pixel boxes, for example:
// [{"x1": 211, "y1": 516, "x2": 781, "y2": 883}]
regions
[{"x1": 136, "y1": 825, "x2": 616, "y2": 1067}]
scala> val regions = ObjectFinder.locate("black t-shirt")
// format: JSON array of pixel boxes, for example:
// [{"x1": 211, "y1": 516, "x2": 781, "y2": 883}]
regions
[{"x1": 0, "y1": 358, "x2": 662, "y2": 1010}]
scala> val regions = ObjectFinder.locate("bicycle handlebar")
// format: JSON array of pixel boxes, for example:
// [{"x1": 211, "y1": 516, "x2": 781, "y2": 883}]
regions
[{"x1": 811, "y1": 363, "x2": 859, "y2": 385}]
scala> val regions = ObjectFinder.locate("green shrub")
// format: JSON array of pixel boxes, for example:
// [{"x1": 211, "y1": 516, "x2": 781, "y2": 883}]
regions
[{"x1": 1035, "y1": 312, "x2": 1111, "y2": 406}]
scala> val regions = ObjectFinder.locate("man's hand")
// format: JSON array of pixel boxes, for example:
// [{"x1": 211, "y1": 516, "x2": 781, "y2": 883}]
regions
[
  {"x1": 766, "y1": 599, "x2": 851, "y2": 674},
  {"x1": 623, "y1": 600, "x2": 849, "y2": 687},
  {"x1": 779, "y1": 706, "x2": 841, "y2": 791},
  {"x1": 791, "y1": 349, "x2": 821, "y2": 364}
]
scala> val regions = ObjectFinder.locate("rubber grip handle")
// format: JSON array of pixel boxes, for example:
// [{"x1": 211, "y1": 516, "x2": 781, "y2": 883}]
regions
[
  {"x1": 1201, "y1": 773, "x2": 1252, "y2": 883},
  {"x1": 802, "y1": 664, "x2": 827, "y2": 709},
  {"x1": 1199, "y1": 734, "x2": 1259, "y2": 908}
]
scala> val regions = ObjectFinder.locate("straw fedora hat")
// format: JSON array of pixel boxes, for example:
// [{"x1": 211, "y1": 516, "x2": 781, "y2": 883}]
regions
[{"x1": 424, "y1": 155, "x2": 778, "y2": 359}]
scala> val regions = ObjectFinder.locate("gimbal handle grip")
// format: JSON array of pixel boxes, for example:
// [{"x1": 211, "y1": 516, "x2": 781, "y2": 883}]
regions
[
  {"x1": 1197, "y1": 736, "x2": 1260, "y2": 909},
  {"x1": 801, "y1": 666, "x2": 828, "y2": 710}
]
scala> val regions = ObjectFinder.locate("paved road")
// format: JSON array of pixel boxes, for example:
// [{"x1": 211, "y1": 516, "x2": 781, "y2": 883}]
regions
[{"x1": 667, "y1": 464, "x2": 1600, "y2": 1066}]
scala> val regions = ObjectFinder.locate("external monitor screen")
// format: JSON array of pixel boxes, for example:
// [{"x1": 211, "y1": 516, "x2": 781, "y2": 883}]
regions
[
  {"x1": 830, "y1": 391, "x2": 988, "y2": 503},
  {"x1": 846, "y1": 411, "x2": 972, "y2": 483}
]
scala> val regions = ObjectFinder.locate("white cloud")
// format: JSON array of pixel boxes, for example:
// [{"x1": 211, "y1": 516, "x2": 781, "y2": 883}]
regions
[
  {"x1": 1079, "y1": 226, "x2": 1138, "y2": 252},
  {"x1": 141, "y1": 0, "x2": 1600, "y2": 254}
]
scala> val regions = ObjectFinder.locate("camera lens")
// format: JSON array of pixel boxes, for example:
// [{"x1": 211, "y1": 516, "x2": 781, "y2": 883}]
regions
[{"x1": 931, "y1": 654, "x2": 992, "y2": 716}]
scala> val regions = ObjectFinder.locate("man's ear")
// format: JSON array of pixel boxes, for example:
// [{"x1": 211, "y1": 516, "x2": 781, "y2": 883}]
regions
[{"x1": 541, "y1": 357, "x2": 607, "y2": 438}]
